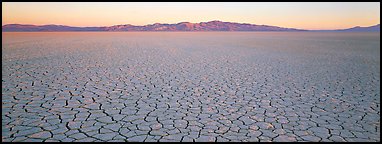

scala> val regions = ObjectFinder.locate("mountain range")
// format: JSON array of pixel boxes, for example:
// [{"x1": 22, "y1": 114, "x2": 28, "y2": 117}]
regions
[{"x1": 2, "y1": 21, "x2": 380, "y2": 32}]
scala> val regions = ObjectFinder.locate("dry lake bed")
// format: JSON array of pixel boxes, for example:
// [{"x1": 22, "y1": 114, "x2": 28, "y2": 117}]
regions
[{"x1": 2, "y1": 32, "x2": 380, "y2": 142}]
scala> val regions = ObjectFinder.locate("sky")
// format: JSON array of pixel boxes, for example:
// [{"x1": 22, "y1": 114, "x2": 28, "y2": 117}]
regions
[{"x1": 2, "y1": 2, "x2": 380, "y2": 30}]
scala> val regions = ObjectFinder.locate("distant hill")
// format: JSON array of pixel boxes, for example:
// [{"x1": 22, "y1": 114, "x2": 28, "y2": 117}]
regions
[
  {"x1": 2, "y1": 24, "x2": 104, "y2": 32},
  {"x1": 2, "y1": 21, "x2": 305, "y2": 32},
  {"x1": 336, "y1": 24, "x2": 380, "y2": 32}
]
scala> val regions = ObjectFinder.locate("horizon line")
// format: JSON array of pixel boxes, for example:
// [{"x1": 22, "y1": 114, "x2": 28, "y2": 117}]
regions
[{"x1": 2, "y1": 20, "x2": 380, "y2": 31}]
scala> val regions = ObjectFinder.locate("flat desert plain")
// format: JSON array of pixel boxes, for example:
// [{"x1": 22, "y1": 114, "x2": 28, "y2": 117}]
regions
[{"x1": 2, "y1": 32, "x2": 380, "y2": 142}]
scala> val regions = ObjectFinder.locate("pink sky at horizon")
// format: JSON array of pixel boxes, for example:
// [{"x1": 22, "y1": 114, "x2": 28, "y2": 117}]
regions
[{"x1": 2, "y1": 2, "x2": 380, "y2": 30}]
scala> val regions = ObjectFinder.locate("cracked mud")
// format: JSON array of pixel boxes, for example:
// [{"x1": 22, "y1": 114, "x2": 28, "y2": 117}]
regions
[{"x1": 2, "y1": 32, "x2": 380, "y2": 142}]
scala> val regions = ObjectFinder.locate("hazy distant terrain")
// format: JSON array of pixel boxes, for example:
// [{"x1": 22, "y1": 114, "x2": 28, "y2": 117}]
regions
[
  {"x1": 338, "y1": 24, "x2": 380, "y2": 32},
  {"x1": 2, "y1": 32, "x2": 380, "y2": 142},
  {"x1": 2, "y1": 21, "x2": 303, "y2": 31},
  {"x1": 2, "y1": 21, "x2": 380, "y2": 32}
]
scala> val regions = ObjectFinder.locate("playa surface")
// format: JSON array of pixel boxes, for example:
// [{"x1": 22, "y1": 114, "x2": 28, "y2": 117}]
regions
[{"x1": 2, "y1": 32, "x2": 380, "y2": 142}]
